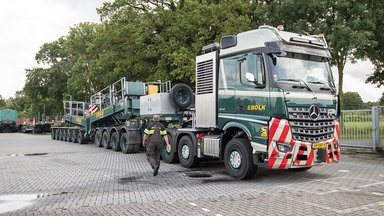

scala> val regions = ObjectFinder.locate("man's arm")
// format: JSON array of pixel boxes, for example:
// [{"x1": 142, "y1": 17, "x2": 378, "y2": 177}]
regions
[{"x1": 142, "y1": 134, "x2": 148, "y2": 147}]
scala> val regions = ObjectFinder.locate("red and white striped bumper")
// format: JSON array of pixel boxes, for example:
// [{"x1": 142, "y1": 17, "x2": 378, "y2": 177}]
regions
[{"x1": 267, "y1": 118, "x2": 340, "y2": 169}]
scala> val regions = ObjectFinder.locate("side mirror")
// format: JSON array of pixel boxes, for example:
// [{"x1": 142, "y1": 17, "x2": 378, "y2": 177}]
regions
[{"x1": 246, "y1": 72, "x2": 255, "y2": 83}]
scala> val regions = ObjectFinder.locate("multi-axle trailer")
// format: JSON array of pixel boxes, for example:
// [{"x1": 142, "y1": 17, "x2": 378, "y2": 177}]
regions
[{"x1": 52, "y1": 25, "x2": 340, "y2": 179}]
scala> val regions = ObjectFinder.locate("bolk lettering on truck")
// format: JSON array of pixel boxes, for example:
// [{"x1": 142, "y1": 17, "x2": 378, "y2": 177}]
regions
[{"x1": 52, "y1": 25, "x2": 340, "y2": 180}]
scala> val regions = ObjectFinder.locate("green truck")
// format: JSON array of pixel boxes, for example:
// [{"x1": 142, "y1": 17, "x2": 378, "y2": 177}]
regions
[
  {"x1": 52, "y1": 25, "x2": 340, "y2": 179},
  {"x1": 0, "y1": 109, "x2": 18, "y2": 133}
]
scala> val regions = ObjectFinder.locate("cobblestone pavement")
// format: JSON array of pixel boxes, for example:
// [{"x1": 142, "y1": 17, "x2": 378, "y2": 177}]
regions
[{"x1": 0, "y1": 133, "x2": 384, "y2": 215}]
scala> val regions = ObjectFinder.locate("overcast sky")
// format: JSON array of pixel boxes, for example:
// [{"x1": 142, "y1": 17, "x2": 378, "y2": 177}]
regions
[{"x1": 0, "y1": 0, "x2": 383, "y2": 102}]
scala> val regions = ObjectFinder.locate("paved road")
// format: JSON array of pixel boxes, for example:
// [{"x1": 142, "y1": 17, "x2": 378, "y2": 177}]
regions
[{"x1": 0, "y1": 133, "x2": 384, "y2": 215}]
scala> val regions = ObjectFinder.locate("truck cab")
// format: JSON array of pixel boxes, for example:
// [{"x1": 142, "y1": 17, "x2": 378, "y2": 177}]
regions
[{"x1": 187, "y1": 25, "x2": 340, "y2": 179}]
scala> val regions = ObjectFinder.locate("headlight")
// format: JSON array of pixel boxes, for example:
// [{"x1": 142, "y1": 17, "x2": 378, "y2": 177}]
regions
[{"x1": 276, "y1": 143, "x2": 292, "y2": 153}]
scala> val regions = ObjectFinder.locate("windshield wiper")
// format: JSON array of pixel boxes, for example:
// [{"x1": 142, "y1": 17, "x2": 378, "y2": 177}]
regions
[
  {"x1": 308, "y1": 81, "x2": 336, "y2": 93},
  {"x1": 278, "y1": 79, "x2": 313, "y2": 92}
]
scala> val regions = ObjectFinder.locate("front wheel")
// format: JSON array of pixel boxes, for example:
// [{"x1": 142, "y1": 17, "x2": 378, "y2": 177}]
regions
[
  {"x1": 177, "y1": 136, "x2": 197, "y2": 168},
  {"x1": 224, "y1": 138, "x2": 257, "y2": 180}
]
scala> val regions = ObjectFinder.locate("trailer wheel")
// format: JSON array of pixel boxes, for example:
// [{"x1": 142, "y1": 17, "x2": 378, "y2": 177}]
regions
[
  {"x1": 169, "y1": 83, "x2": 194, "y2": 110},
  {"x1": 120, "y1": 133, "x2": 130, "y2": 154},
  {"x1": 72, "y1": 130, "x2": 78, "y2": 143},
  {"x1": 78, "y1": 130, "x2": 87, "y2": 144},
  {"x1": 102, "y1": 131, "x2": 111, "y2": 149},
  {"x1": 224, "y1": 138, "x2": 257, "y2": 180},
  {"x1": 162, "y1": 134, "x2": 179, "y2": 163},
  {"x1": 111, "y1": 132, "x2": 121, "y2": 151},
  {"x1": 95, "y1": 129, "x2": 102, "y2": 147},
  {"x1": 177, "y1": 135, "x2": 198, "y2": 168},
  {"x1": 64, "y1": 130, "x2": 69, "y2": 142},
  {"x1": 58, "y1": 130, "x2": 63, "y2": 140},
  {"x1": 51, "y1": 129, "x2": 56, "y2": 140},
  {"x1": 68, "y1": 130, "x2": 73, "y2": 142}
]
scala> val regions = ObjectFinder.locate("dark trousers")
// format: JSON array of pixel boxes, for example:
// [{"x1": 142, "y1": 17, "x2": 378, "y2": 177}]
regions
[{"x1": 146, "y1": 141, "x2": 163, "y2": 170}]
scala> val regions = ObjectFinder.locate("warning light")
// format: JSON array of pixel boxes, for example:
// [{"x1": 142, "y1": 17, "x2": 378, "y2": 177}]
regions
[{"x1": 276, "y1": 24, "x2": 284, "y2": 31}]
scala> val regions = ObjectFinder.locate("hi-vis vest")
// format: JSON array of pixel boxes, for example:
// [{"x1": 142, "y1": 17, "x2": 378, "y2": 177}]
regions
[{"x1": 144, "y1": 122, "x2": 167, "y2": 144}]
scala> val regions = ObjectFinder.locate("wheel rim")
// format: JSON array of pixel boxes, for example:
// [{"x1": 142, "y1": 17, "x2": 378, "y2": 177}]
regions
[
  {"x1": 229, "y1": 150, "x2": 242, "y2": 169},
  {"x1": 181, "y1": 144, "x2": 190, "y2": 160},
  {"x1": 177, "y1": 89, "x2": 190, "y2": 105}
]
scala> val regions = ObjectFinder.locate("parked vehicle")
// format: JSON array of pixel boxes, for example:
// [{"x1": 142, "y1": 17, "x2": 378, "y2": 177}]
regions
[
  {"x1": 0, "y1": 109, "x2": 18, "y2": 133},
  {"x1": 52, "y1": 25, "x2": 341, "y2": 179}
]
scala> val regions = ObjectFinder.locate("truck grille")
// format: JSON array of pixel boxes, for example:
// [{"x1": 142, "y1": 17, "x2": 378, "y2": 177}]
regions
[{"x1": 288, "y1": 107, "x2": 335, "y2": 142}]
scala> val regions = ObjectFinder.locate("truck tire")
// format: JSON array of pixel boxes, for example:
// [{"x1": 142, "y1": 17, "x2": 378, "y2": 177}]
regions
[
  {"x1": 78, "y1": 130, "x2": 87, "y2": 144},
  {"x1": 68, "y1": 130, "x2": 73, "y2": 142},
  {"x1": 120, "y1": 133, "x2": 130, "y2": 154},
  {"x1": 162, "y1": 134, "x2": 179, "y2": 163},
  {"x1": 120, "y1": 129, "x2": 141, "y2": 153},
  {"x1": 111, "y1": 132, "x2": 121, "y2": 151},
  {"x1": 102, "y1": 131, "x2": 111, "y2": 149},
  {"x1": 64, "y1": 130, "x2": 69, "y2": 141},
  {"x1": 59, "y1": 130, "x2": 63, "y2": 140},
  {"x1": 177, "y1": 135, "x2": 198, "y2": 168},
  {"x1": 51, "y1": 129, "x2": 56, "y2": 140},
  {"x1": 224, "y1": 138, "x2": 257, "y2": 180},
  {"x1": 169, "y1": 83, "x2": 194, "y2": 110},
  {"x1": 95, "y1": 129, "x2": 102, "y2": 147},
  {"x1": 72, "y1": 130, "x2": 78, "y2": 143}
]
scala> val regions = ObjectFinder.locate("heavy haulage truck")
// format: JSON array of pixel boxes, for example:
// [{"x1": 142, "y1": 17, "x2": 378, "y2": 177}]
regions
[{"x1": 52, "y1": 25, "x2": 340, "y2": 179}]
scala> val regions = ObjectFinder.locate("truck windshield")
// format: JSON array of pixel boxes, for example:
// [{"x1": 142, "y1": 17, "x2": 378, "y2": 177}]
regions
[{"x1": 270, "y1": 53, "x2": 335, "y2": 90}]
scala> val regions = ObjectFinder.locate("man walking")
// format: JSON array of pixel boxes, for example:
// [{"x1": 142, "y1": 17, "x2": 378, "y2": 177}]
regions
[{"x1": 142, "y1": 115, "x2": 170, "y2": 176}]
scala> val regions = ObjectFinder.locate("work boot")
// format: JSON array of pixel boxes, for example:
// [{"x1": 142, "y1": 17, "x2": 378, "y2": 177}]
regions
[{"x1": 153, "y1": 166, "x2": 159, "y2": 176}]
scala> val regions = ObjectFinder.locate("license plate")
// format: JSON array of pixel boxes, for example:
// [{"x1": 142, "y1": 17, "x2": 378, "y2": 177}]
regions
[{"x1": 313, "y1": 142, "x2": 327, "y2": 149}]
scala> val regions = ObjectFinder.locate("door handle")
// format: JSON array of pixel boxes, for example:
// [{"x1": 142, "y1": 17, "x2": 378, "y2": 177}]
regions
[{"x1": 236, "y1": 105, "x2": 243, "y2": 111}]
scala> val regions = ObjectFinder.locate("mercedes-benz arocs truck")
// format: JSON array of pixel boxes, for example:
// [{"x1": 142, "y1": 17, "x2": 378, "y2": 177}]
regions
[{"x1": 53, "y1": 25, "x2": 340, "y2": 179}]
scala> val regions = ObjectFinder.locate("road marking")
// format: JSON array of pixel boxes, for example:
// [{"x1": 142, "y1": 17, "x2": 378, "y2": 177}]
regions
[
  {"x1": 189, "y1": 203, "x2": 197, "y2": 206},
  {"x1": 304, "y1": 179, "x2": 338, "y2": 185},
  {"x1": 379, "y1": 200, "x2": 384, "y2": 206},
  {"x1": 379, "y1": 174, "x2": 384, "y2": 178},
  {"x1": 371, "y1": 192, "x2": 384, "y2": 196},
  {"x1": 216, "y1": 214, "x2": 223, "y2": 216},
  {"x1": 103, "y1": 175, "x2": 113, "y2": 180},
  {"x1": 359, "y1": 182, "x2": 384, "y2": 188},
  {"x1": 338, "y1": 170, "x2": 350, "y2": 173},
  {"x1": 202, "y1": 208, "x2": 211, "y2": 212},
  {"x1": 317, "y1": 190, "x2": 339, "y2": 195}
]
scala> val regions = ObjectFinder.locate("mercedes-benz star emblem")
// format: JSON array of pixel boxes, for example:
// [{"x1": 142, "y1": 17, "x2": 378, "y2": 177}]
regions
[{"x1": 309, "y1": 105, "x2": 320, "y2": 120}]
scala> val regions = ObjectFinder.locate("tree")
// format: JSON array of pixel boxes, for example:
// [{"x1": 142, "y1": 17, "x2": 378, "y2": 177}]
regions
[
  {"x1": 268, "y1": 0, "x2": 374, "y2": 109},
  {"x1": 0, "y1": 95, "x2": 6, "y2": 108},
  {"x1": 364, "y1": 0, "x2": 384, "y2": 87},
  {"x1": 343, "y1": 92, "x2": 364, "y2": 110}
]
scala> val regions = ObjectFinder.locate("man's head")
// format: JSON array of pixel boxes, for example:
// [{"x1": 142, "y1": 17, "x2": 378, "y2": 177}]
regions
[{"x1": 152, "y1": 115, "x2": 160, "y2": 122}]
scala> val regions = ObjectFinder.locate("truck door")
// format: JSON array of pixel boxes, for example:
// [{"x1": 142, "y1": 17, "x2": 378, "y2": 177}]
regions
[
  {"x1": 217, "y1": 56, "x2": 239, "y2": 122},
  {"x1": 235, "y1": 53, "x2": 269, "y2": 128}
]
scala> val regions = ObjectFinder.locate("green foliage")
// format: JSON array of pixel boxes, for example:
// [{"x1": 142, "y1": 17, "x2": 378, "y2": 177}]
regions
[
  {"x1": 0, "y1": 95, "x2": 6, "y2": 108},
  {"x1": 364, "y1": 0, "x2": 384, "y2": 87},
  {"x1": 343, "y1": 92, "x2": 364, "y2": 110}
]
